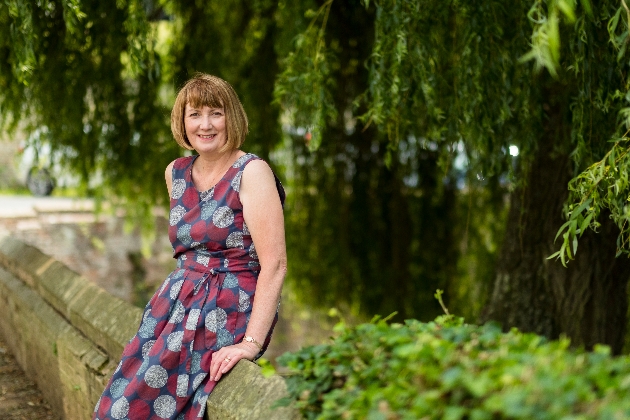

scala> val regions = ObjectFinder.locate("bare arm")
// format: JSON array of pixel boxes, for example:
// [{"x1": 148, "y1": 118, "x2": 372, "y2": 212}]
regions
[
  {"x1": 209, "y1": 159, "x2": 287, "y2": 381},
  {"x1": 165, "y1": 160, "x2": 175, "y2": 197}
]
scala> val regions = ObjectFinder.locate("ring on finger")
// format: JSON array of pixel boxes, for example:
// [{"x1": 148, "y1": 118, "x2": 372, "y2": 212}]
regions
[{"x1": 224, "y1": 357, "x2": 231, "y2": 362}]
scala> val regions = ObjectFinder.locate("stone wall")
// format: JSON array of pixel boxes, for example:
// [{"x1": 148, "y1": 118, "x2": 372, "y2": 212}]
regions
[{"x1": 0, "y1": 236, "x2": 299, "y2": 419}]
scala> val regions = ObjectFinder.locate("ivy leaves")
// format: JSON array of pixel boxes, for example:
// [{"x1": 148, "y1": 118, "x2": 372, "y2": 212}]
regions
[{"x1": 278, "y1": 315, "x2": 630, "y2": 419}]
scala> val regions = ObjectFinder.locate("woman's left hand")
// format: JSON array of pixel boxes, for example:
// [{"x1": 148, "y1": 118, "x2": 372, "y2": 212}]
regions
[{"x1": 209, "y1": 342, "x2": 259, "y2": 382}]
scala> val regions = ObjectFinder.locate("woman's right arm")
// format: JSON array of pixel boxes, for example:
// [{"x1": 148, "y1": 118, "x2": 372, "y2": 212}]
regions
[{"x1": 165, "y1": 160, "x2": 175, "y2": 197}]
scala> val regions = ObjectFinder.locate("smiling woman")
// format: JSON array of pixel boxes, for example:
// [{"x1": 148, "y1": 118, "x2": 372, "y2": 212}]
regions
[{"x1": 92, "y1": 74, "x2": 287, "y2": 420}]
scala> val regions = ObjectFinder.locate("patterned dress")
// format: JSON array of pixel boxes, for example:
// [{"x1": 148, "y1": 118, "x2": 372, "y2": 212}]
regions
[{"x1": 94, "y1": 153, "x2": 285, "y2": 420}]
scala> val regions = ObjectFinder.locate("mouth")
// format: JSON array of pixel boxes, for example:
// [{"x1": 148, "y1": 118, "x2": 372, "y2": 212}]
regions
[{"x1": 198, "y1": 134, "x2": 217, "y2": 140}]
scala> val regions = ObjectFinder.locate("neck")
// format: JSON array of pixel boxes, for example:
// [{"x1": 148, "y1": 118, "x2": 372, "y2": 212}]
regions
[
  {"x1": 191, "y1": 149, "x2": 240, "y2": 192},
  {"x1": 195, "y1": 149, "x2": 235, "y2": 170}
]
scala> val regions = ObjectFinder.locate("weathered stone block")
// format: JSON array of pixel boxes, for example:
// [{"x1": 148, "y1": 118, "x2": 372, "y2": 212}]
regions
[
  {"x1": 0, "y1": 266, "x2": 67, "y2": 417},
  {"x1": 0, "y1": 238, "x2": 302, "y2": 420},
  {"x1": 207, "y1": 360, "x2": 300, "y2": 420}
]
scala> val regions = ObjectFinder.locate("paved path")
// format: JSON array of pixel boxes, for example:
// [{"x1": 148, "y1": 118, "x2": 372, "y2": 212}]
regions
[
  {"x1": 0, "y1": 337, "x2": 55, "y2": 420},
  {"x1": 0, "y1": 195, "x2": 94, "y2": 218},
  {"x1": 0, "y1": 195, "x2": 91, "y2": 419}
]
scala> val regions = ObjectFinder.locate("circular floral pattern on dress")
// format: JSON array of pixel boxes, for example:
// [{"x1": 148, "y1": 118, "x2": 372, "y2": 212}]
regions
[
  {"x1": 169, "y1": 280, "x2": 184, "y2": 299},
  {"x1": 200, "y1": 200, "x2": 218, "y2": 220},
  {"x1": 110, "y1": 378, "x2": 129, "y2": 399},
  {"x1": 243, "y1": 222, "x2": 250, "y2": 235},
  {"x1": 111, "y1": 397, "x2": 129, "y2": 419},
  {"x1": 191, "y1": 351, "x2": 202, "y2": 374},
  {"x1": 167, "y1": 331, "x2": 184, "y2": 352},
  {"x1": 196, "y1": 255, "x2": 210, "y2": 266},
  {"x1": 169, "y1": 205, "x2": 186, "y2": 226},
  {"x1": 141, "y1": 340, "x2": 156, "y2": 358},
  {"x1": 249, "y1": 243, "x2": 258, "y2": 259},
  {"x1": 223, "y1": 273, "x2": 238, "y2": 289},
  {"x1": 226, "y1": 232, "x2": 244, "y2": 249},
  {"x1": 137, "y1": 357, "x2": 150, "y2": 376},
  {"x1": 177, "y1": 374, "x2": 189, "y2": 397},
  {"x1": 169, "y1": 300, "x2": 185, "y2": 324},
  {"x1": 197, "y1": 394, "x2": 209, "y2": 416},
  {"x1": 205, "y1": 308, "x2": 227, "y2": 332},
  {"x1": 145, "y1": 365, "x2": 168, "y2": 388},
  {"x1": 158, "y1": 277, "x2": 170, "y2": 295},
  {"x1": 186, "y1": 309, "x2": 201, "y2": 330},
  {"x1": 192, "y1": 373, "x2": 206, "y2": 390},
  {"x1": 200, "y1": 187, "x2": 214, "y2": 202},
  {"x1": 177, "y1": 224, "x2": 193, "y2": 245},
  {"x1": 216, "y1": 328, "x2": 233, "y2": 348},
  {"x1": 171, "y1": 179, "x2": 186, "y2": 199},
  {"x1": 231, "y1": 171, "x2": 243, "y2": 192},
  {"x1": 154, "y1": 395, "x2": 176, "y2": 419},
  {"x1": 212, "y1": 206, "x2": 234, "y2": 228},
  {"x1": 139, "y1": 316, "x2": 157, "y2": 339},
  {"x1": 238, "y1": 289, "x2": 250, "y2": 312},
  {"x1": 232, "y1": 154, "x2": 251, "y2": 168}
]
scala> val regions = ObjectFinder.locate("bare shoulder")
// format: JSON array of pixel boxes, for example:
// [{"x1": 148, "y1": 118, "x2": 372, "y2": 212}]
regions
[
  {"x1": 240, "y1": 159, "x2": 279, "y2": 205},
  {"x1": 165, "y1": 159, "x2": 177, "y2": 195},
  {"x1": 241, "y1": 159, "x2": 275, "y2": 188},
  {"x1": 242, "y1": 158, "x2": 274, "y2": 181}
]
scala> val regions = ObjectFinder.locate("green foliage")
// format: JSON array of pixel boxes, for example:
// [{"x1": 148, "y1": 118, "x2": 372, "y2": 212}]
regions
[
  {"x1": 1, "y1": 0, "x2": 175, "y2": 230},
  {"x1": 520, "y1": 0, "x2": 592, "y2": 76},
  {"x1": 274, "y1": 0, "x2": 337, "y2": 151},
  {"x1": 278, "y1": 315, "x2": 630, "y2": 419},
  {"x1": 552, "y1": 137, "x2": 630, "y2": 264}
]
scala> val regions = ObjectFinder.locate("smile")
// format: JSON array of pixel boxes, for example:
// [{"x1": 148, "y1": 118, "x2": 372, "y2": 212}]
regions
[{"x1": 198, "y1": 134, "x2": 216, "y2": 139}]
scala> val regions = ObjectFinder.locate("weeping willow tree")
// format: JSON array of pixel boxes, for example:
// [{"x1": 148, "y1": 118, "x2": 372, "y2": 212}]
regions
[
  {"x1": 275, "y1": 0, "x2": 630, "y2": 352},
  {"x1": 7, "y1": 0, "x2": 630, "y2": 350},
  {"x1": 0, "y1": 0, "x2": 173, "y2": 218}
]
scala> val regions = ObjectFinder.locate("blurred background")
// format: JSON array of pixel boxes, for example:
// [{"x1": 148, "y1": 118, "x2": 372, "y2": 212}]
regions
[{"x1": 2, "y1": 0, "x2": 630, "y2": 363}]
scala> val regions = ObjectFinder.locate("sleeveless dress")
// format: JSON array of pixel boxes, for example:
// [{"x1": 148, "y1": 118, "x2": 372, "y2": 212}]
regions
[{"x1": 93, "y1": 153, "x2": 285, "y2": 420}]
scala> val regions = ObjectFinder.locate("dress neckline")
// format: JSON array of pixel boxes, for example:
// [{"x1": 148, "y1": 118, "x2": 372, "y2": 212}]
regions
[{"x1": 188, "y1": 152, "x2": 246, "y2": 196}]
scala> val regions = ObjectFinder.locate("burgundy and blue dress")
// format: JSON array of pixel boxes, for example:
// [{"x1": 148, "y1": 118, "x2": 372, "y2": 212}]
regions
[{"x1": 94, "y1": 153, "x2": 285, "y2": 420}]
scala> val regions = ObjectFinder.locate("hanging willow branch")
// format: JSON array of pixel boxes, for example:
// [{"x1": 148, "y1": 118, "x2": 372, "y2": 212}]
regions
[
  {"x1": 551, "y1": 136, "x2": 630, "y2": 265},
  {"x1": 273, "y1": 0, "x2": 337, "y2": 151}
]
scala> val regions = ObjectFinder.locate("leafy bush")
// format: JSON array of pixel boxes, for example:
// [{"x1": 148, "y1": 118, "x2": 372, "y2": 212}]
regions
[{"x1": 277, "y1": 314, "x2": 630, "y2": 419}]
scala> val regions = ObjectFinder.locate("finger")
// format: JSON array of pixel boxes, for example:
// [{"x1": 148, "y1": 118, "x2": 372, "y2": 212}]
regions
[
  {"x1": 215, "y1": 355, "x2": 240, "y2": 382},
  {"x1": 213, "y1": 355, "x2": 235, "y2": 382},
  {"x1": 209, "y1": 351, "x2": 226, "y2": 381}
]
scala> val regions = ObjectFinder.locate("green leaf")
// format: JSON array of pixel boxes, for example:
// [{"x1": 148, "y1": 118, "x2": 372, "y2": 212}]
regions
[
  {"x1": 555, "y1": 220, "x2": 572, "y2": 242},
  {"x1": 580, "y1": 213, "x2": 594, "y2": 237}
]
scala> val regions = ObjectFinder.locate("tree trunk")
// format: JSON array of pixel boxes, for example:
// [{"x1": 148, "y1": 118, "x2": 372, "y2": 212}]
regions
[{"x1": 483, "y1": 99, "x2": 630, "y2": 354}]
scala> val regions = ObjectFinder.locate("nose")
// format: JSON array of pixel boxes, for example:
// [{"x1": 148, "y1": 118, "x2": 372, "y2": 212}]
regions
[{"x1": 200, "y1": 115, "x2": 213, "y2": 130}]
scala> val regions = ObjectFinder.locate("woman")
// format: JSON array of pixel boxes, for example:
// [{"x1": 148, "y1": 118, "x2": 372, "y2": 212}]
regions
[{"x1": 93, "y1": 73, "x2": 287, "y2": 420}]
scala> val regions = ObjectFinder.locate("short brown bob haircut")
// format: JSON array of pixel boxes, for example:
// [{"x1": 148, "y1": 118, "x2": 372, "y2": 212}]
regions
[{"x1": 171, "y1": 73, "x2": 249, "y2": 152}]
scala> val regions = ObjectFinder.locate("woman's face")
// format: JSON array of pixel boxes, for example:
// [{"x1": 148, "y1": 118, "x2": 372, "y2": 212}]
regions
[{"x1": 184, "y1": 103, "x2": 227, "y2": 155}]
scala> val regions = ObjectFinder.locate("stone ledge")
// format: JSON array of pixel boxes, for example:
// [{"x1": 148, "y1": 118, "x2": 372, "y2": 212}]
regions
[
  {"x1": 0, "y1": 236, "x2": 141, "y2": 360},
  {"x1": 0, "y1": 237, "x2": 301, "y2": 419},
  {"x1": 208, "y1": 360, "x2": 300, "y2": 420}
]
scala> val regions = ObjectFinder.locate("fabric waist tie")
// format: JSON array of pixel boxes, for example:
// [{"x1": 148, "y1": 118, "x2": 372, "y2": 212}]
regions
[
  {"x1": 175, "y1": 251, "x2": 260, "y2": 274},
  {"x1": 177, "y1": 268, "x2": 217, "y2": 377}
]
